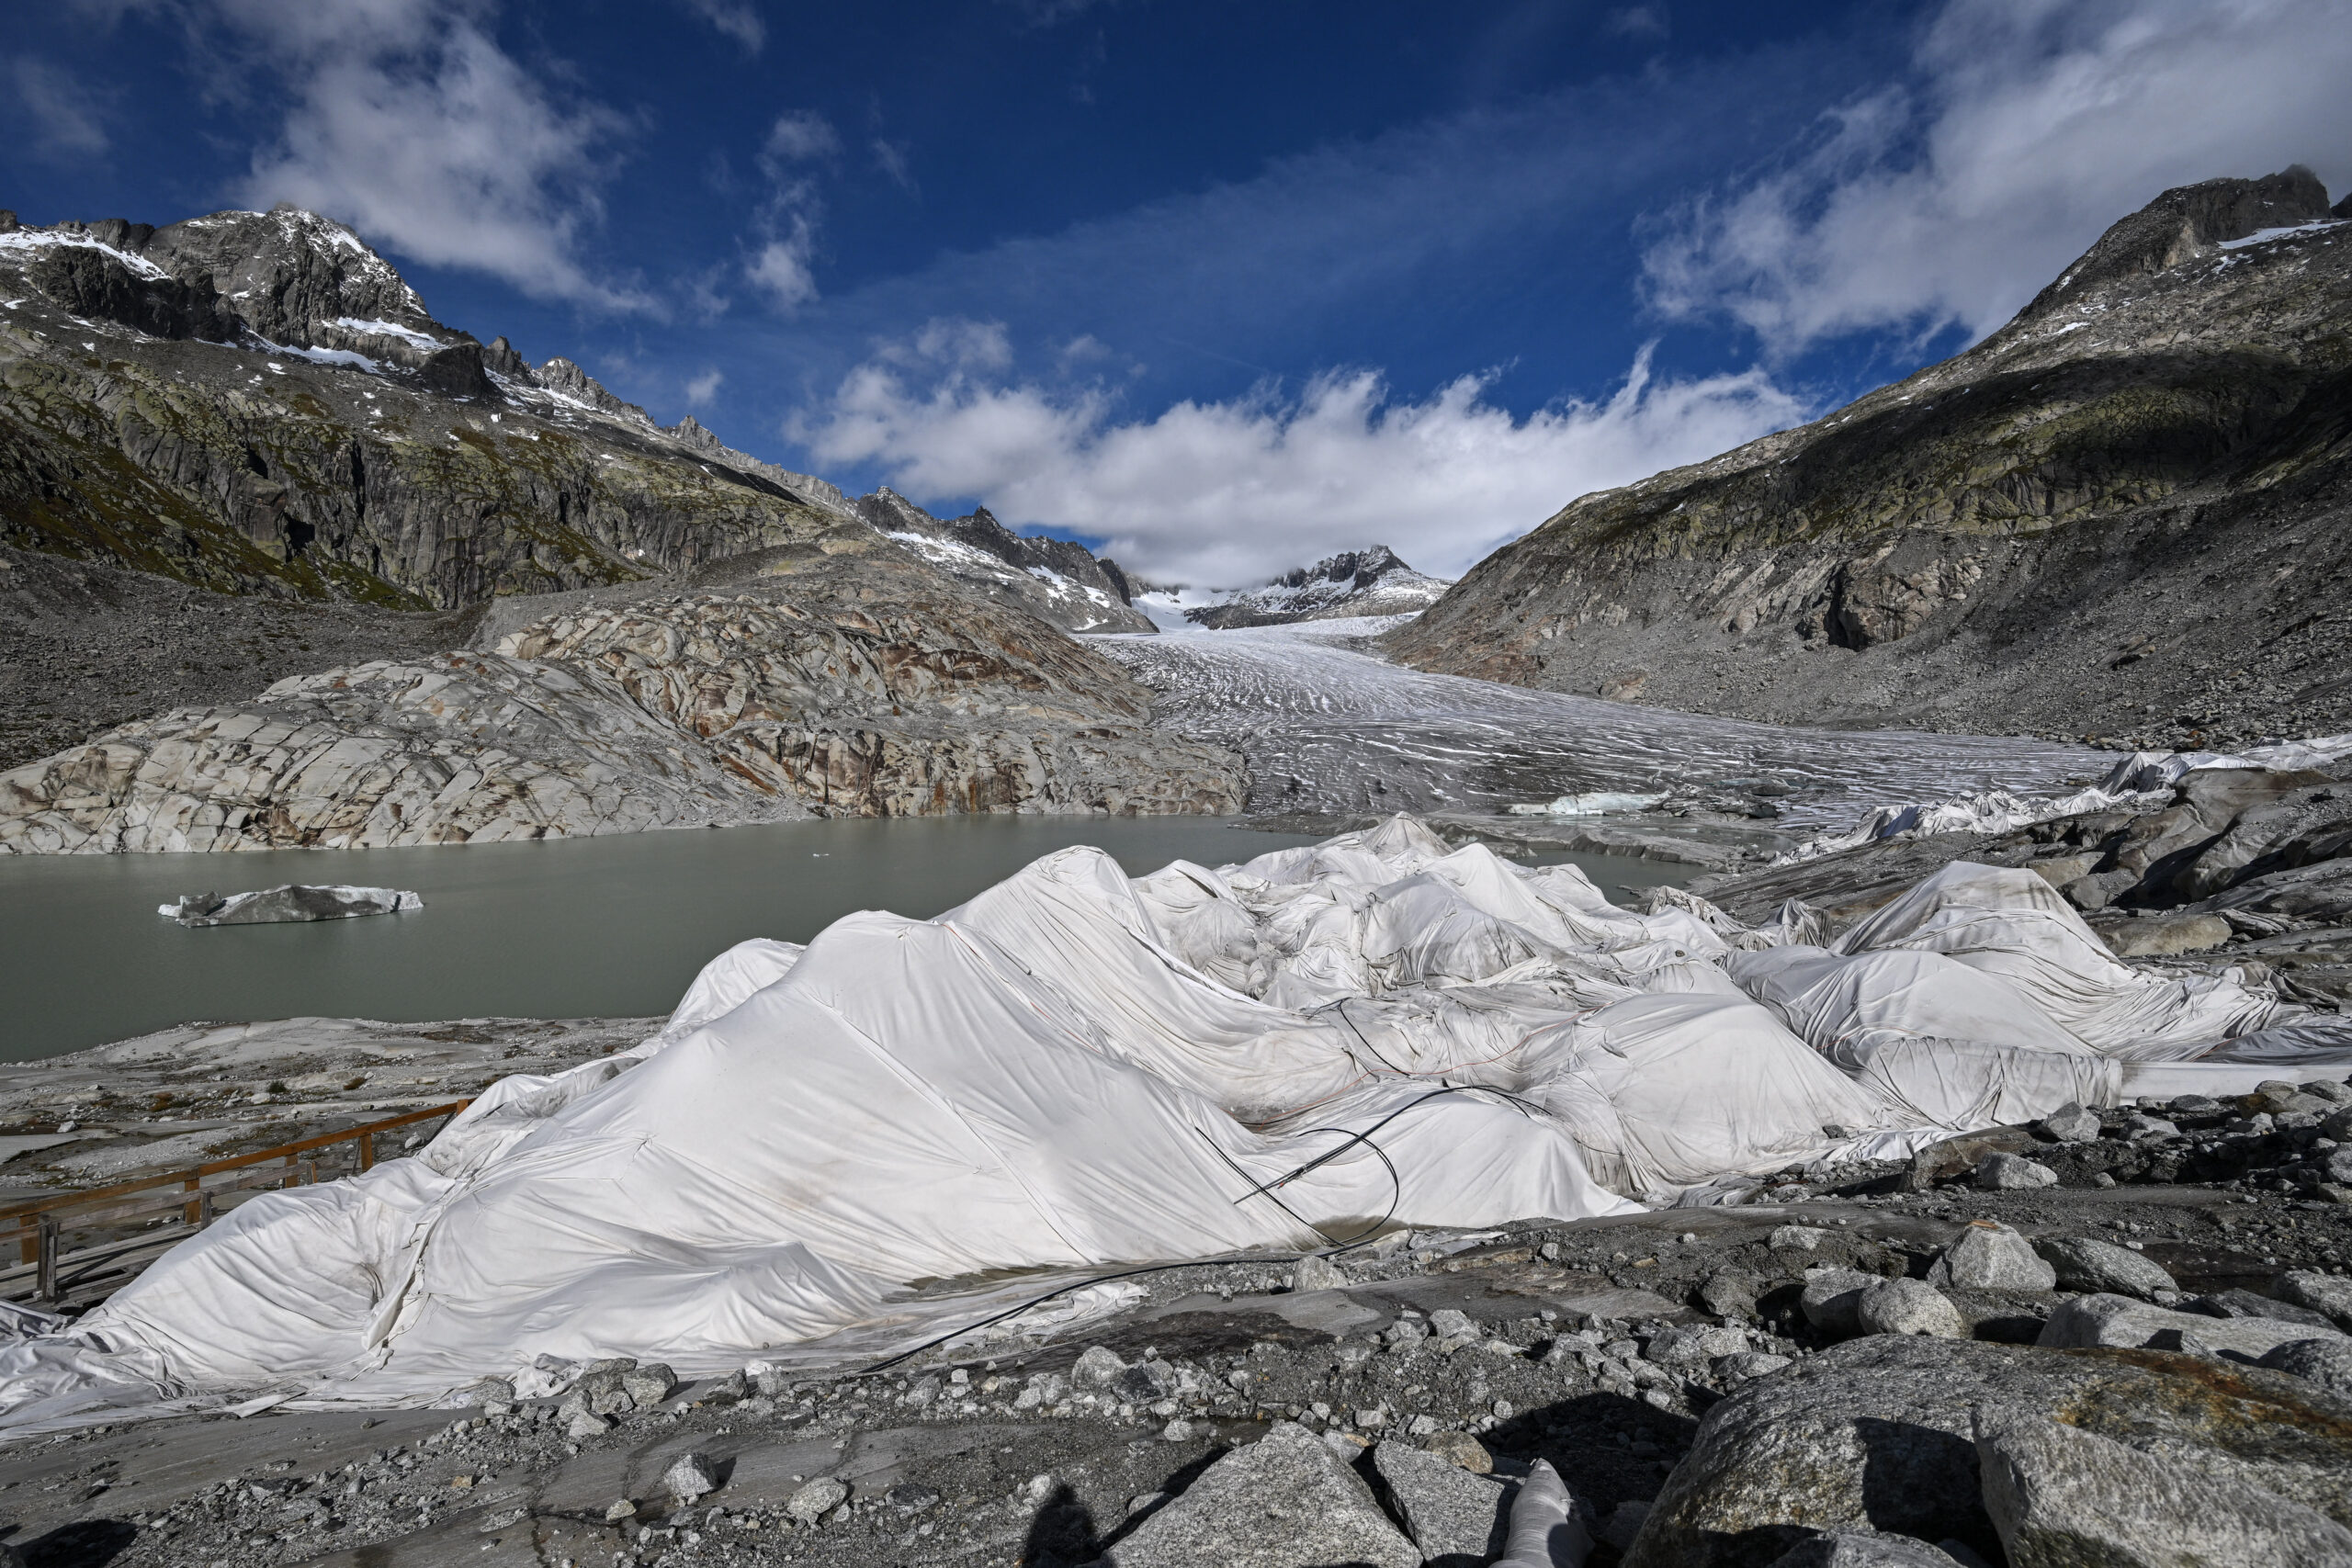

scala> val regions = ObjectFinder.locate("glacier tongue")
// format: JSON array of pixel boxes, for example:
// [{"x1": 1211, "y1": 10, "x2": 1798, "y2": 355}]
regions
[{"x1": 1094, "y1": 616, "x2": 2104, "y2": 829}]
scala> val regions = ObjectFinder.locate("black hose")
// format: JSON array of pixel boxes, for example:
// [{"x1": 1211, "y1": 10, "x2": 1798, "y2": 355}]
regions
[{"x1": 856, "y1": 1082, "x2": 1533, "y2": 1378}]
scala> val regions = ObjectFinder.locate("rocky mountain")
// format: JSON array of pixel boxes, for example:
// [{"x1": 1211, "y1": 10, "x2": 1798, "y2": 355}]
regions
[
  {"x1": 0, "y1": 205, "x2": 856, "y2": 610},
  {"x1": 0, "y1": 538, "x2": 1238, "y2": 852},
  {"x1": 849, "y1": 488, "x2": 1150, "y2": 634},
  {"x1": 1389, "y1": 167, "x2": 2352, "y2": 752},
  {"x1": 0, "y1": 203, "x2": 1244, "y2": 843},
  {"x1": 1182, "y1": 546, "x2": 1452, "y2": 629}
]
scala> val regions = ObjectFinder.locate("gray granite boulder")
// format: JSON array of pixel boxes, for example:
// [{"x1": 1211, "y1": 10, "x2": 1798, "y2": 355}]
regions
[
  {"x1": 1928, "y1": 1221, "x2": 2056, "y2": 1292},
  {"x1": 2032, "y1": 1236, "x2": 2177, "y2": 1300},
  {"x1": 1622, "y1": 1337, "x2": 2352, "y2": 1568},
  {"x1": 1974, "y1": 1153, "x2": 2058, "y2": 1190},
  {"x1": 1975, "y1": 1410, "x2": 2352, "y2": 1566},
  {"x1": 2256, "y1": 1337, "x2": 2352, "y2": 1396},
  {"x1": 1372, "y1": 1439, "x2": 1514, "y2": 1566},
  {"x1": 1801, "y1": 1268, "x2": 1881, "y2": 1337},
  {"x1": 2039, "y1": 1292, "x2": 2350, "y2": 1359},
  {"x1": 2278, "y1": 1270, "x2": 2352, "y2": 1331},
  {"x1": 1855, "y1": 1280, "x2": 1964, "y2": 1339},
  {"x1": 1096, "y1": 1421, "x2": 1418, "y2": 1568},
  {"x1": 1761, "y1": 1532, "x2": 1966, "y2": 1567}
]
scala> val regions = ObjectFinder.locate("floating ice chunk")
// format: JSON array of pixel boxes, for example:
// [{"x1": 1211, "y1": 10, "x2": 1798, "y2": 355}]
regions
[{"x1": 160, "y1": 886, "x2": 423, "y2": 926}]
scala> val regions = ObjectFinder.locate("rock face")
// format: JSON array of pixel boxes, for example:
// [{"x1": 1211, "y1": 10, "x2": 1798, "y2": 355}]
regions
[
  {"x1": 0, "y1": 548, "x2": 1242, "y2": 852},
  {"x1": 1974, "y1": 1409, "x2": 2352, "y2": 1568},
  {"x1": 1390, "y1": 169, "x2": 2352, "y2": 752},
  {"x1": 0, "y1": 205, "x2": 856, "y2": 610},
  {"x1": 1094, "y1": 1420, "x2": 1419, "y2": 1568},
  {"x1": 1186, "y1": 546, "x2": 1453, "y2": 629},
  {"x1": 1623, "y1": 1336, "x2": 2352, "y2": 1568},
  {"x1": 852, "y1": 488, "x2": 1151, "y2": 635}
]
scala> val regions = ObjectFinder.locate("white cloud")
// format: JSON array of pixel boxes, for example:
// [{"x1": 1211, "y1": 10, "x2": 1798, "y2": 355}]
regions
[
  {"x1": 746, "y1": 219, "x2": 819, "y2": 310},
  {"x1": 222, "y1": 0, "x2": 650, "y2": 311},
  {"x1": 761, "y1": 110, "x2": 841, "y2": 171},
  {"x1": 1605, "y1": 6, "x2": 1669, "y2": 41},
  {"x1": 677, "y1": 0, "x2": 763, "y2": 51},
  {"x1": 8, "y1": 57, "x2": 110, "y2": 157},
  {"x1": 684, "y1": 367, "x2": 724, "y2": 407},
  {"x1": 738, "y1": 110, "x2": 840, "y2": 311},
  {"x1": 796, "y1": 326, "x2": 1804, "y2": 586},
  {"x1": 871, "y1": 138, "x2": 915, "y2": 191},
  {"x1": 1644, "y1": 0, "x2": 2352, "y2": 355}
]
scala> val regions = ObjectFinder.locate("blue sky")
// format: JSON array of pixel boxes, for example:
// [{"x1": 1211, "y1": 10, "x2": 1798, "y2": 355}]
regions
[{"x1": 7, "y1": 0, "x2": 2349, "y2": 584}]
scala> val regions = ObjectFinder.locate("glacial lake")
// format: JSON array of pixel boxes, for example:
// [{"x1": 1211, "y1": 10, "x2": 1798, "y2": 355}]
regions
[{"x1": 0, "y1": 817, "x2": 1690, "y2": 1060}]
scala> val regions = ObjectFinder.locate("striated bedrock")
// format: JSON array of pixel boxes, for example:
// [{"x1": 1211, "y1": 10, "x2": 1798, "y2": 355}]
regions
[
  {"x1": 0, "y1": 205, "x2": 849, "y2": 609},
  {"x1": 1389, "y1": 168, "x2": 2352, "y2": 751},
  {"x1": 0, "y1": 575, "x2": 1243, "y2": 853}
]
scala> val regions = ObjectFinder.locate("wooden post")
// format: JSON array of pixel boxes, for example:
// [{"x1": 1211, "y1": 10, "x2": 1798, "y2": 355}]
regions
[
  {"x1": 196, "y1": 1191, "x2": 214, "y2": 1231},
  {"x1": 359, "y1": 1130, "x2": 374, "y2": 1171},
  {"x1": 16, "y1": 1216, "x2": 33, "y2": 1268},
  {"x1": 35, "y1": 1215, "x2": 56, "y2": 1303}
]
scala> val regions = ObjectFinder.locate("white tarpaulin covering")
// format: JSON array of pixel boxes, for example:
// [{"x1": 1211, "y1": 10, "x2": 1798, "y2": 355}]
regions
[
  {"x1": 1775, "y1": 733, "x2": 2352, "y2": 863},
  {"x1": 1, "y1": 815, "x2": 2346, "y2": 1430}
]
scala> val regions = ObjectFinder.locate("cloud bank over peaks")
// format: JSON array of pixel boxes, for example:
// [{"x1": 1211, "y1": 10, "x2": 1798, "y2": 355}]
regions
[
  {"x1": 1643, "y1": 0, "x2": 2352, "y2": 356},
  {"x1": 221, "y1": 0, "x2": 652, "y2": 311},
  {"x1": 795, "y1": 323, "x2": 1806, "y2": 587}
]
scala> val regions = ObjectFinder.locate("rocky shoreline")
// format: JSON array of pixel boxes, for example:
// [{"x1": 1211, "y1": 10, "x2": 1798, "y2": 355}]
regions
[{"x1": 1, "y1": 1124, "x2": 2346, "y2": 1566}]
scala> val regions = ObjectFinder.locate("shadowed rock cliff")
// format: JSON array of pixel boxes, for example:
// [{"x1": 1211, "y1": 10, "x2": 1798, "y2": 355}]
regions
[{"x1": 1389, "y1": 169, "x2": 2352, "y2": 752}]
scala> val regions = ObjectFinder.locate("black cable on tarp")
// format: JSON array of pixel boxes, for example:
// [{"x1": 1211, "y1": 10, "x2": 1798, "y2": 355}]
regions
[{"x1": 854, "y1": 1082, "x2": 1539, "y2": 1377}]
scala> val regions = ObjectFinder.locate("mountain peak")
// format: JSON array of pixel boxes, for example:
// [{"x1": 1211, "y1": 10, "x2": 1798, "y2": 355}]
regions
[{"x1": 2021, "y1": 164, "x2": 2337, "y2": 321}]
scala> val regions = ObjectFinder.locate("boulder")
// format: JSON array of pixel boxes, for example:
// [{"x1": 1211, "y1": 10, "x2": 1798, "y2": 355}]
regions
[
  {"x1": 1294, "y1": 1254, "x2": 1349, "y2": 1292},
  {"x1": 2036, "y1": 1104, "x2": 2102, "y2": 1144},
  {"x1": 1096, "y1": 1421, "x2": 1419, "y2": 1568},
  {"x1": 1373, "y1": 1439, "x2": 1515, "y2": 1565},
  {"x1": 1070, "y1": 1345, "x2": 1126, "y2": 1389},
  {"x1": 1902, "y1": 1127, "x2": 2038, "y2": 1190},
  {"x1": 2038, "y1": 1292, "x2": 2350, "y2": 1359},
  {"x1": 1928, "y1": 1221, "x2": 2056, "y2": 1292},
  {"x1": 2102, "y1": 914, "x2": 2233, "y2": 957},
  {"x1": 2258, "y1": 1337, "x2": 2352, "y2": 1396},
  {"x1": 1975, "y1": 1409, "x2": 2352, "y2": 1567},
  {"x1": 620, "y1": 1363, "x2": 676, "y2": 1408},
  {"x1": 1770, "y1": 1226, "x2": 1832, "y2": 1252},
  {"x1": 1974, "y1": 1153, "x2": 2058, "y2": 1190},
  {"x1": 2280, "y1": 1270, "x2": 2352, "y2": 1330},
  {"x1": 1801, "y1": 1268, "x2": 1882, "y2": 1338},
  {"x1": 662, "y1": 1450, "x2": 718, "y2": 1504},
  {"x1": 1856, "y1": 1280, "x2": 1964, "y2": 1340},
  {"x1": 786, "y1": 1476, "x2": 846, "y2": 1523},
  {"x1": 1700, "y1": 1270, "x2": 1762, "y2": 1319},
  {"x1": 2192, "y1": 1287, "x2": 2336, "y2": 1330},
  {"x1": 1622, "y1": 1337, "x2": 2352, "y2": 1568},
  {"x1": 1760, "y1": 1533, "x2": 1967, "y2": 1567},
  {"x1": 2033, "y1": 1237, "x2": 2177, "y2": 1300}
]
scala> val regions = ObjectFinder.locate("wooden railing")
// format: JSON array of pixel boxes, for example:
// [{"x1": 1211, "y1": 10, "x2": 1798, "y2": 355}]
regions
[{"x1": 0, "y1": 1100, "x2": 471, "y2": 1310}]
